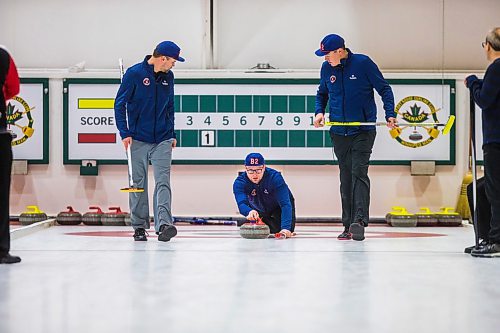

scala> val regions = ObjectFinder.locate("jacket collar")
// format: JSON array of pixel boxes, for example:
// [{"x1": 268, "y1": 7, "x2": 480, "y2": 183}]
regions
[
  {"x1": 338, "y1": 48, "x2": 353, "y2": 67},
  {"x1": 142, "y1": 55, "x2": 169, "y2": 80}
]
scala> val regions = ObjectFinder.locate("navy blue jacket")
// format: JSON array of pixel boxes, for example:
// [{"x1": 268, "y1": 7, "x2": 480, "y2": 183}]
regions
[
  {"x1": 315, "y1": 49, "x2": 395, "y2": 136},
  {"x1": 233, "y1": 167, "x2": 293, "y2": 231},
  {"x1": 467, "y1": 58, "x2": 500, "y2": 145},
  {"x1": 115, "y1": 56, "x2": 176, "y2": 143}
]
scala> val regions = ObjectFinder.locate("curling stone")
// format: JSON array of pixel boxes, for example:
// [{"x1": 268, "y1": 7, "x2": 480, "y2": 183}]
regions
[
  {"x1": 101, "y1": 207, "x2": 126, "y2": 226},
  {"x1": 385, "y1": 206, "x2": 417, "y2": 227},
  {"x1": 82, "y1": 206, "x2": 104, "y2": 226},
  {"x1": 240, "y1": 220, "x2": 270, "y2": 239},
  {"x1": 124, "y1": 213, "x2": 131, "y2": 226},
  {"x1": 19, "y1": 206, "x2": 48, "y2": 225},
  {"x1": 436, "y1": 207, "x2": 463, "y2": 227},
  {"x1": 416, "y1": 207, "x2": 438, "y2": 227},
  {"x1": 409, "y1": 130, "x2": 423, "y2": 141},
  {"x1": 56, "y1": 206, "x2": 82, "y2": 225}
]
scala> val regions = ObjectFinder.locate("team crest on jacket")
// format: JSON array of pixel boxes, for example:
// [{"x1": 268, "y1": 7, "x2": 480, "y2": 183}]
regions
[
  {"x1": 143, "y1": 78, "x2": 150, "y2": 86},
  {"x1": 251, "y1": 189, "x2": 257, "y2": 196},
  {"x1": 330, "y1": 75, "x2": 336, "y2": 83}
]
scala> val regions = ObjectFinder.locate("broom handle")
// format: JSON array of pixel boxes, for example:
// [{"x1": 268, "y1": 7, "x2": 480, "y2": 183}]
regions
[
  {"x1": 119, "y1": 58, "x2": 135, "y2": 189},
  {"x1": 470, "y1": 93, "x2": 479, "y2": 248}
]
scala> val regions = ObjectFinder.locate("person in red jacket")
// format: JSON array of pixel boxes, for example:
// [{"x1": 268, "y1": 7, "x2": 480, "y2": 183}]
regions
[{"x1": 0, "y1": 46, "x2": 21, "y2": 264}]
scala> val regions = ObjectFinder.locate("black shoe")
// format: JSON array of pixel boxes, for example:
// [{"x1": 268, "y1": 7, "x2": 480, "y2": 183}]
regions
[
  {"x1": 133, "y1": 228, "x2": 148, "y2": 241},
  {"x1": 0, "y1": 253, "x2": 21, "y2": 264},
  {"x1": 464, "y1": 240, "x2": 488, "y2": 254},
  {"x1": 337, "y1": 228, "x2": 352, "y2": 240},
  {"x1": 158, "y1": 224, "x2": 177, "y2": 242},
  {"x1": 349, "y1": 222, "x2": 365, "y2": 241},
  {"x1": 471, "y1": 243, "x2": 500, "y2": 257}
]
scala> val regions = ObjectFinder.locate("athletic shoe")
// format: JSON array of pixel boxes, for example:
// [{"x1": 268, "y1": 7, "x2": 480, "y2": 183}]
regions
[
  {"x1": 0, "y1": 253, "x2": 21, "y2": 264},
  {"x1": 471, "y1": 243, "x2": 500, "y2": 258},
  {"x1": 133, "y1": 228, "x2": 148, "y2": 241},
  {"x1": 337, "y1": 228, "x2": 352, "y2": 240},
  {"x1": 464, "y1": 240, "x2": 488, "y2": 254},
  {"x1": 349, "y1": 222, "x2": 365, "y2": 241},
  {"x1": 158, "y1": 224, "x2": 177, "y2": 242}
]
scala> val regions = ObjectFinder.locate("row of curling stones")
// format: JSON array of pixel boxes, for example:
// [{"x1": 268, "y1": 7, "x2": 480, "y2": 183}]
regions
[
  {"x1": 56, "y1": 206, "x2": 130, "y2": 226},
  {"x1": 386, "y1": 206, "x2": 462, "y2": 227},
  {"x1": 19, "y1": 206, "x2": 48, "y2": 225}
]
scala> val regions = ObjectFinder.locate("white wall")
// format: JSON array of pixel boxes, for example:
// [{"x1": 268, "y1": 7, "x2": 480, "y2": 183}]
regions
[
  {"x1": 1, "y1": 0, "x2": 495, "y2": 217},
  {"x1": 216, "y1": 0, "x2": 498, "y2": 70},
  {"x1": 0, "y1": 0, "x2": 207, "y2": 69},
  {"x1": 2, "y1": 0, "x2": 498, "y2": 70}
]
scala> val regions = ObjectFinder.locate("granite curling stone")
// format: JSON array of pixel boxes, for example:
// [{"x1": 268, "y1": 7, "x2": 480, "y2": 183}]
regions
[
  {"x1": 19, "y1": 206, "x2": 48, "y2": 226},
  {"x1": 82, "y1": 206, "x2": 104, "y2": 226},
  {"x1": 56, "y1": 206, "x2": 82, "y2": 225},
  {"x1": 240, "y1": 221, "x2": 270, "y2": 239}
]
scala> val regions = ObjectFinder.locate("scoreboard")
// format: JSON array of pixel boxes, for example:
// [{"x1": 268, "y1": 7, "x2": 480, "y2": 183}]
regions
[{"x1": 63, "y1": 78, "x2": 456, "y2": 165}]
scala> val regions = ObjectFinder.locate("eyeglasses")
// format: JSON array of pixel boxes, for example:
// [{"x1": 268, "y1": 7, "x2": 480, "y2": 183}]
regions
[
  {"x1": 482, "y1": 41, "x2": 487, "y2": 48},
  {"x1": 246, "y1": 167, "x2": 264, "y2": 174}
]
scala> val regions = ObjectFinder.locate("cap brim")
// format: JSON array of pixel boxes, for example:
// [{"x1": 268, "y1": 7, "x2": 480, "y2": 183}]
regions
[
  {"x1": 315, "y1": 49, "x2": 327, "y2": 56},
  {"x1": 176, "y1": 56, "x2": 185, "y2": 62}
]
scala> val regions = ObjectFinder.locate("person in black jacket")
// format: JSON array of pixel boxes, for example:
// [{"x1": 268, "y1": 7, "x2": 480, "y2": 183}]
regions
[
  {"x1": 0, "y1": 46, "x2": 21, "y2": 264},
  {"x1": 465, "y1": 27, "x2": 500, "y2": 257},
  {"x1": 313, "y1": 34, "x2": 396, "y2": 241}
]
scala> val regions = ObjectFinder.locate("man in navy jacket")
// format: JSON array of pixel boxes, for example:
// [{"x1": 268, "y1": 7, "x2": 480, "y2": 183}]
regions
[
  {"x1": 233, "y1": 153, "x2": 296, "y2": 238},
  {"x1": 313, "y1": 34, "x2": 396, "y2": 241},
  {"x1": 0, "y1": 46, "x2": 21, "y2": 264},
  {"x1": 465, "y1": 27, "x2": 500, "y2": 257},
  {"x1": 115, "y1": 41, "x2": 184, "y2": 242}
]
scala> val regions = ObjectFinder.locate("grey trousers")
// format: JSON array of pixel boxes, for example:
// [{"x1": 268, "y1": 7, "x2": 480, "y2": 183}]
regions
[
  {"x1": 331, "y1": 130, "x2": 376, "y2": 228},
  {"x1": 130, "y1": 139, "x2": 174, "y2": 233}
]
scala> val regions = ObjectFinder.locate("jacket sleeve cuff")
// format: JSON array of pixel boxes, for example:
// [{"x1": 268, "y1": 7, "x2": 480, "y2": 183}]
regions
[{"x1": 466, "y1": 75, "x2": 478, "y2": 88}]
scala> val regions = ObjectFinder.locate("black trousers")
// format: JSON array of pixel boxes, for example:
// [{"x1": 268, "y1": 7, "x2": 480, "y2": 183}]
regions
[
  {"x1": 0, "y1": 132, "x2": 12, "y2": 255},
  {"x1": 467, "y1": 177, "x2": 491, "y2": 241},
  {"x1": 260, "y1": 194, "x2": 296, "y2": 234},
  {"x1": 483, "y1": 143, "x2": 500, "y2": 243},
  {"x1": 331, "y1": 130, "x2": 376, "y2": 228}
]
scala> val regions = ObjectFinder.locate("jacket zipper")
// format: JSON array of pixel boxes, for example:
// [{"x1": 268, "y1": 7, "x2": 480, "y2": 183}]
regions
[
  {"x1": 154, "y1": 78, "x2": 157, "y2": 142},
  {"x1": 341, "y1": 65, "x2": 346, "y2": 136}
]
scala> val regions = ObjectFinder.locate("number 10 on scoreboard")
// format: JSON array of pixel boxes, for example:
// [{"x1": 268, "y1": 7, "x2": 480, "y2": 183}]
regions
[{"x1": 201, "y1": 130, "x2": 215, "y2": 147}]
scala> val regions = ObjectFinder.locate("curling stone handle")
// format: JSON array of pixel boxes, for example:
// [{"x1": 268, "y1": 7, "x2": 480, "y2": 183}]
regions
[
  {"x1": 419, "y1": 207, "x2": 432, "y2": 214},
  {"x1": 108, "y1": 207, "x2": 123, "y2": 214},
  {"x1": 88, "y1": 206, "x2": 104, "y2": 214},
  {"x1": 26, "y1": 205, "x2": 43, "y2": 214}
]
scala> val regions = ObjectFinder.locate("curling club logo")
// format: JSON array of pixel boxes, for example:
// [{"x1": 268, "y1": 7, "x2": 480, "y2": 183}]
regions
[
  {"x1": 6, "y1": 96, "x2": 35, "y2": 146},
  {"x1": 330, "y1": 75, "x2": 336, "y2": 83},
  {"x1": 390, "y1": 96, "x2": 441, "y2": 148},
  {"x1": 143, "y1": 78, "x2": 150, "y2": 86}
]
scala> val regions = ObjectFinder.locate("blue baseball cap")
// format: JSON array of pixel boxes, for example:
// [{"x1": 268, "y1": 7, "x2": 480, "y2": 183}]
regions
[
  {"x1": 155, "y1": 41, "x2": 185, "y2": 62},
  {"x1": 315, "y1": 34, "x2": 345, "y2": 56},
  {"x1": 245, "y1": 153, "x2": 265, "y2": 166}
]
